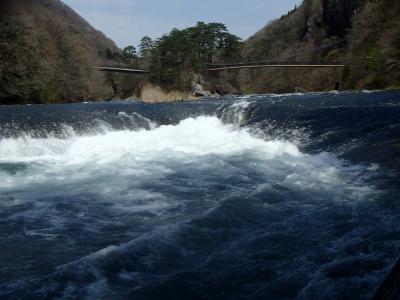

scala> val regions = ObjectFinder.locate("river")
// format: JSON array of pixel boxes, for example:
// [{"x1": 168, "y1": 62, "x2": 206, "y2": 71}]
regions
[{"x1": 1, "y1": 91, "x2": 400, "y2": 299}]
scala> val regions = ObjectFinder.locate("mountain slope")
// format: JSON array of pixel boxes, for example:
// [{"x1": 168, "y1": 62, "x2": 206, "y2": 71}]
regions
[
  {"x1": 238, "y1": 0, "x2": 400, "y2": 93},
  {"x1": 0, "y1": 0, "x2": 119, "y2": 104}
]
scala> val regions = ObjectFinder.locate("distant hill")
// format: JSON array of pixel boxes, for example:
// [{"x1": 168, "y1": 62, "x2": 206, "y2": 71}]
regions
[
  {"x1": 238, "y1": 0, "x2": 400, "y2": 93},
  {"x1": 0, "y1": 0, "x2": 120, "y2": 104},
  {"x1": 2, "y1": 0, "x2": 399, "y2": 103}
]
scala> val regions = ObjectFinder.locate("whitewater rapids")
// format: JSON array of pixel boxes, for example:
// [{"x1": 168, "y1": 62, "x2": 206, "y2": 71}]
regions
[{"x1": 1, "y1": 93, "x2": 400, "y2": 300}]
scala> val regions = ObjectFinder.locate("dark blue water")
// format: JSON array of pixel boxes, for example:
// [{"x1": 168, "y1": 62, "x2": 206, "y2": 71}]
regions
[{"x1": 0, "y1": 91, "x2": 400, "y2": 300}]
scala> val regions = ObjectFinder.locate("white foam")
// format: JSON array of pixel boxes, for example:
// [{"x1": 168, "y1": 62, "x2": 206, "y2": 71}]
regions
[
  {"x1": 0, "y1": 117, "x2": 300, "y2": 167},
  {"x1": 0, "y1": 116, "x2": 373, "y2": 214}
]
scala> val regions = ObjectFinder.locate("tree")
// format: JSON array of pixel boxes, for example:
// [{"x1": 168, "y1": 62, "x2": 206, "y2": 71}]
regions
[
  {"x1": 139, "y1": 36, "x2": 154, "y2": 57},
  {"x1": 139, "y1": 22, "x2": 242, "y2": 89},
  {"x1": 217, "y1": 33, "x2": 242, "y2": 62},
  {"x1": 122, "y1": 45, "x2": 137, "y2": 63}
]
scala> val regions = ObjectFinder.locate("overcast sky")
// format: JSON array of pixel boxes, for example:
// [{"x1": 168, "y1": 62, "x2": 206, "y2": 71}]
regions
[{"x1": 63, "y1": 0, "x2": 301, "y2": 48}]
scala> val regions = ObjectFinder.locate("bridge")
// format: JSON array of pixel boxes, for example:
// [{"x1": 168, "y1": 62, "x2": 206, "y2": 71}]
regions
[
  {"x1": 97, "y1": 35, "x2": 350, "y2": 74},
  {"x1": 97, "y1": 63, "x2": 346, "y2": 75},
  {"x1": 96, "y1": 67, "x2": 149, "y2": 74},
  {"x1": 206, "y1": 62, "x2": 346, "y2": 72}
]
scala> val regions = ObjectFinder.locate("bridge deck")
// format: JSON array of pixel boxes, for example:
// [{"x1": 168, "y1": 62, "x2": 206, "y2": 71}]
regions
[
  {"x1": 97, "y1": 64, "x2": 346, "y2": 74},
  {"x1": 207, "y1": 63, "x2": 346, "y2": 71},
  {"x1": 96, "y1": 67, "x2": 149, "y2": 74}
]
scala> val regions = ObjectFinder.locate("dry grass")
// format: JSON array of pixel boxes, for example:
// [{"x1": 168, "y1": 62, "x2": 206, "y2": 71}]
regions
[{"x1": 139, "y1": 84, "x2": 196, "y2": 103}]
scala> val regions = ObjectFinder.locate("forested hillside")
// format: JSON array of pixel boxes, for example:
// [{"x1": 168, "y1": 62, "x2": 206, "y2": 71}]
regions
[
  {"x1": 0, "y1": 0, "x2": 119, "y2": 104},
  {"x1": 1, "y1": 0, "x2": 399, "y2": 104},
  {"x1": 237, "y1": 0, "x2": 400, "y2": 93}
]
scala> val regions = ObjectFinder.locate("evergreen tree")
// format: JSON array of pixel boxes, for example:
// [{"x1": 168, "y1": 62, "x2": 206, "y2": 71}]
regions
[
  {"x1": 136, "y1": 22, "x2": 242, "y2": 90},
  {"x1": 122, "y1": 45, "x2": 137, "y2": 63},
  {"x1": 139, "y1": 36, "x2": 154, "y2": 57}
]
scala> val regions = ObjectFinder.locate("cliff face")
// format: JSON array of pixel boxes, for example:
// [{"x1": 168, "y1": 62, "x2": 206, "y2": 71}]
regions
[
  {"x1": 238, "y1": 0, "x2": 400, "y2": 93},
  {"x1": 0, "y1": 0, "x2": 119, "y2": 104}
]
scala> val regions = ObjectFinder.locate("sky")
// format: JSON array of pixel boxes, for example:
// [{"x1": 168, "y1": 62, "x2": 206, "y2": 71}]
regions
[{"x1": 63, "y1": 0, "x2": 302, "y2": 48}]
